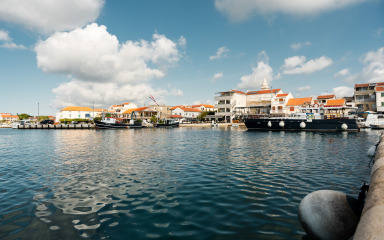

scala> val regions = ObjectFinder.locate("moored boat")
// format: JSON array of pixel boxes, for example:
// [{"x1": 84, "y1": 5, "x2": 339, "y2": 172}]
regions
[
  {"x1": 155, "y1": 119, "x2": 179, "y2": 127},
  {"x1": 95, "y1": 115, "x2": 128, "y2": 129},
  {"x1": 244, "y1": 105, "x2": 359, "y2": 132}
]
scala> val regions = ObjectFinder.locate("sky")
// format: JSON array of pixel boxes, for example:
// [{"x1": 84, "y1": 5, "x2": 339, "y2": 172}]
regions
[{"x1": 0, "y1": 0, "x2": 383, "y2": 116}]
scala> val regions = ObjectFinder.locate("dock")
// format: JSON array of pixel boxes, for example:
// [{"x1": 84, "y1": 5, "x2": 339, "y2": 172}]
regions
[{"x1": 15, "y1": 124, "x2": 95, "y2": 129}]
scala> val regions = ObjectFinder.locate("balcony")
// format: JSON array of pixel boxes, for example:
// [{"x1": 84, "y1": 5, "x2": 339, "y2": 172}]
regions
[
  {"x1": 354, "y1": 90, "x2": 375, "y2": 96},
  {"x1": 355, "y1": 99, "x2": 375, "y2": 103},
  {"x1": 215, "y1": 95, "x2": 231, "y2": 101}
]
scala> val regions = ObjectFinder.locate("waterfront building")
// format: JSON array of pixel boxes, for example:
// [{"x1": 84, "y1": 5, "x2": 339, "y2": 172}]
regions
[
  {"x1": 191, "y1": 104, "x2": 216, "y2": 112},
  {"x1": 0, "y1": 114, "x2": 19, "y2": 122},
  {"x1": 171, "y1": 107, "x2": 201, "y2": 121},
  {"x1": 317, "y1": 94, "x2": 336, "y2": 105},
  {"x1": 122, "y1": 106, "x2": 157, "y2": 121},
  {"x1": 375, "y1": 86, "x2": 384, "y2": 112},
  {"x1": 149, "y1": 105, "x2": 173, "y2": 119},
  {"x1": 108, "y1": 102, "x2": 137, "y2": 117},
  {"x1": 285, "y1": 97, "x2": 313, "y2": 113},
  {"x1": 56, "y1": 106, "x2": 104, "y2": 122},
  {"x1": 215, "y1": 90, "x2": 246, "y2": 122},
  {"x1": 270, "y1": 93, "x2": 294, "y2": 116},
  {"x1": 354, "y1": 82, "x2": 384, "y2": 113}
]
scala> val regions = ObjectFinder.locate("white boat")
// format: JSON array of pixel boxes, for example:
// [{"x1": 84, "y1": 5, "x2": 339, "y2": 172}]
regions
[
  {"x1": 12, "y1": 119, "x2": 33, "y2": 129},
  {"x1": 362, "y1": 112, "x2": 384, "y2": 128}
]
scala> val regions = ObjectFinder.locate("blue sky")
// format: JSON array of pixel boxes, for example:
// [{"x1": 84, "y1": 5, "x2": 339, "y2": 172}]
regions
[{"x1": 0, "y1": 0, "x2": 383, "y2": 115}]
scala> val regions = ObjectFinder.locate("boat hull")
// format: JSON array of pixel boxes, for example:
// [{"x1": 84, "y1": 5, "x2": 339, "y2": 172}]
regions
[
  {"x1": 95, "y1": 121, "x2": 128, "y2": 129},
  {"x1": 155, "y1": 123, "x2": 179, "y2": 127},
  {"x1": 245, "y1": 118, "x2": 359, "y2": 132}
]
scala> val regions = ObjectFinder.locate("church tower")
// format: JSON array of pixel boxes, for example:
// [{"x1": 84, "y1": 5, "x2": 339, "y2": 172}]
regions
[{"x1": 260, "y1": 78, "x2": 270, "y2": 90}]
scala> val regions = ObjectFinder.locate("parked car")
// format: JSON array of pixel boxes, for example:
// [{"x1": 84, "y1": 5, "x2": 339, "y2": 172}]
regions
[
  {"x1": 40, "y1": 120, "x2": 54, "y2": 125},
  {"x1": 71, "y1": 121, "x2": 79, "y2": 124}
]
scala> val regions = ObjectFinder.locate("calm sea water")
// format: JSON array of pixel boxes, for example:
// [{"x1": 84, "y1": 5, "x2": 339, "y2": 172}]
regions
[{"x1": 0, "y1": 127, "x2": 381, "y2": 240}]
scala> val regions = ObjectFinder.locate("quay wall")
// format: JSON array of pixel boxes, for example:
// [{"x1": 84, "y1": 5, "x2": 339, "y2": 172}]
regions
[
  {"x1": 354, "y1": 132, "x2": 384, "y2": 239},
  {"x1": 16, "y1": 124, "x2": 95, "y2": 129}
]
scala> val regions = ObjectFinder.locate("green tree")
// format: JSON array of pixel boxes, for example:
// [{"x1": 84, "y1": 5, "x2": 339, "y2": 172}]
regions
[
  {"x1": 38, "y1": 116, "x2": 49, "y2": 121},
  {"x1": 150, "y1": 115, "x2": 158, "y2": 123},
  {"x1": 197, "y1": 111, "x2": 208, "y2": 121},
  {"x1": 18, "y1": 113, "x2": 29, "y2": 120}
]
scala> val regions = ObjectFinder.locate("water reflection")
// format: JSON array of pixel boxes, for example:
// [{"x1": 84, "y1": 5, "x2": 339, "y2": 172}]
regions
[{"x1": 0, "y1": 128, "x2": 381, "y2": 240}]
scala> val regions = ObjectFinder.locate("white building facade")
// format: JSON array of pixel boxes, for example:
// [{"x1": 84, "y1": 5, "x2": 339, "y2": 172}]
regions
[{"x1": 215, "y1": 90, "x2": 247, "y2": 122}]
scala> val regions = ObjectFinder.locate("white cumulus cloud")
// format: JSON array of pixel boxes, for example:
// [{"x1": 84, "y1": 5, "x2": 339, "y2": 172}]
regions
[
  {"x1": 237, "y1": 61, "x2": 273, "y2": 90},
  {"x1": 343, "y1": 47, "x2": 384, "y2": 83},
  {"x1": 211, "y1": 72, "x2": 223, "y2": 83},
  {"x1": 282, "y1": 55, "x2": 333, "y2": 75},
  {"x1": 0, "y1": 0, "x2": 104, "y2": 34},
  {"x1": 334, "y1": 68, "x2": 351, "y2": 77},
  {"x1": 214, "y1": 0, "x2": 368, "y2": 22},
  {"x1": 209, "y1": 46, "x2": 230, "y2": 60},
  {"x1": 35, "y1": 23, "x2": 184, "y2": 109},
  {"x1": 333, "y1": 86, "x2": 354, "y2": 98},
  {"x1": 0, "y1": 30, "x2": 26, "y2": 49},
  {"x1": 290, "y1": 41, "x2": 311, "y2": 51},
  {"x1": 297, "y1": 86, "x2": 311, "y2": 92}
]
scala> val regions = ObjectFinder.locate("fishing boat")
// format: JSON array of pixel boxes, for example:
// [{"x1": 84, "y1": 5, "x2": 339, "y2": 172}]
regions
[
  {"x1": 244, "y1": 105, "x2": 359, "y2": 132},
  {"x1": 95, "y1": 114, "x2": 128, "y2": 129},
  {"x1": 155, "y1": 119, "x2": 179, "y2": 127}
]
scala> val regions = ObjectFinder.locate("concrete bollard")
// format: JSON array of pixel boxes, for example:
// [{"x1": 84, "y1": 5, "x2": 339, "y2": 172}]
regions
[{"x1": 354, "y1": 131, "x2": 384, "y2": 239}]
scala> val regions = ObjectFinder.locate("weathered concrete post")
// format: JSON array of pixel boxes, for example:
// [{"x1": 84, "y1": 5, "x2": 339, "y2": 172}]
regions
[{"x1": 354, "y1": 132, "x2": 384, "y2": 239}]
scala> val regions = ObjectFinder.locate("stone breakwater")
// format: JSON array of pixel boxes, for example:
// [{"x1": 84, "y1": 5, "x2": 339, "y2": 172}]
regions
[{"x1": 354, "y1": 131, "x2": 384, "y2": 239}]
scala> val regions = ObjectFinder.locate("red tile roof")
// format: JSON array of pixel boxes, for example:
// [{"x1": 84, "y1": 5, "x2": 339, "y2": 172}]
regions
[
  {"x1": 286, "y1": 97, "x2": 312, "y2": 106},
  {"x1": 247, "y1": 89, "x2": 281, "y2": 95},
  {"x1": 276, "y1": 94, "x2": 288, "y2": 97},
  {"x1": 376, "y1": 86, "x2": 384, "y2": 91},
  {"x1": 317, "y1": 94, "x2": 335, "y2": 99}
]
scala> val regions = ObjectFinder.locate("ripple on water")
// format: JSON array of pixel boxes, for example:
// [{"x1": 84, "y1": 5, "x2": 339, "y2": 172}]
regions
[{"x1": 0, "y1": 128, "x2": 380, "y2": 239}]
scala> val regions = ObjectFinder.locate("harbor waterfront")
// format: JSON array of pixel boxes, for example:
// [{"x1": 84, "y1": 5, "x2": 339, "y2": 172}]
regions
[{"x1": 0, "y1": 128, "x2": 381, "y2": 239}]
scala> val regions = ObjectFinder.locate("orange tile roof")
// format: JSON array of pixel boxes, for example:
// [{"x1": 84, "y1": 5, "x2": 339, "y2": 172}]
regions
[
  {"x1": 230, "y1": 89, "x2": 246, "y2": 94},
  {"x1": 178, "y1": 107, "x2": 201, "y2": 112},
  {"x1": 377, "y1": 82, "x2": 384, "y2": 86},
  {"x1": 286, "y1": 97, "x2": 312, "y2": 106},
  {"x1": 93, "y1": 108, "x2": 107, "y2": 112},
  {"x1": 192, "y1": 104, "x2": 215, "y2": 108},
  {"x1": 247, "y1": 89, "x2": 281, "y2": 95},
  {"x1": 122, "y1": 102, "x2": 130, "y2": 105},
  {"x1": 1, "y1": 115, "x2": 18, "y2": 118},
  {"x1": 122, "y1": 107, "x2": 150, "y2": 114},
  {"x1": 317, "y1": 94, "x2": 335, "y2": 99},
  {"x1": 61, "y1": 106, "x2": 94, "y2": 112},
  {"x1": 276, "y1": 93, "x2": 288, "y2": 97},
  {"x1": 326, "y1": 99, "x2": 345, "y2": 106},
  {"x1": 376, "y1": 86, "x2": 384, "y2": 91},
  {"x1": 170, "y1": 105, "x2": 183, "y2": 110},
  {"x1": 170, "y1": 115, "x2": 183, "y2": 118}
]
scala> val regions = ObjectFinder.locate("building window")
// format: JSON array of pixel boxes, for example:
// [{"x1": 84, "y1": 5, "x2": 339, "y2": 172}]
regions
[
  {"x1": 290, "y1": 107, "x2": 294, "y2": 111},
  {"x1": 272, "y1": 106, "x2": 275, "y2": 110},
  {"x1": 381, "y1": 102, "x2": 384, "y2": 106},
  {"x1": 381, "y1": 93, "x2": 384, "y2": 97},
  {"x1": 278, "y1": 106, "x2": 283, "y2": 110}
]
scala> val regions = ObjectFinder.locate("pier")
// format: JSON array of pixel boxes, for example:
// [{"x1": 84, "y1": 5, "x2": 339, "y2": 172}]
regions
[
  {"x1": 15, "y1": 124, "x2": 95, "y2": 129},
  {"x1": 354, "y1": 131, "x2": 384, "y2": 239}
]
